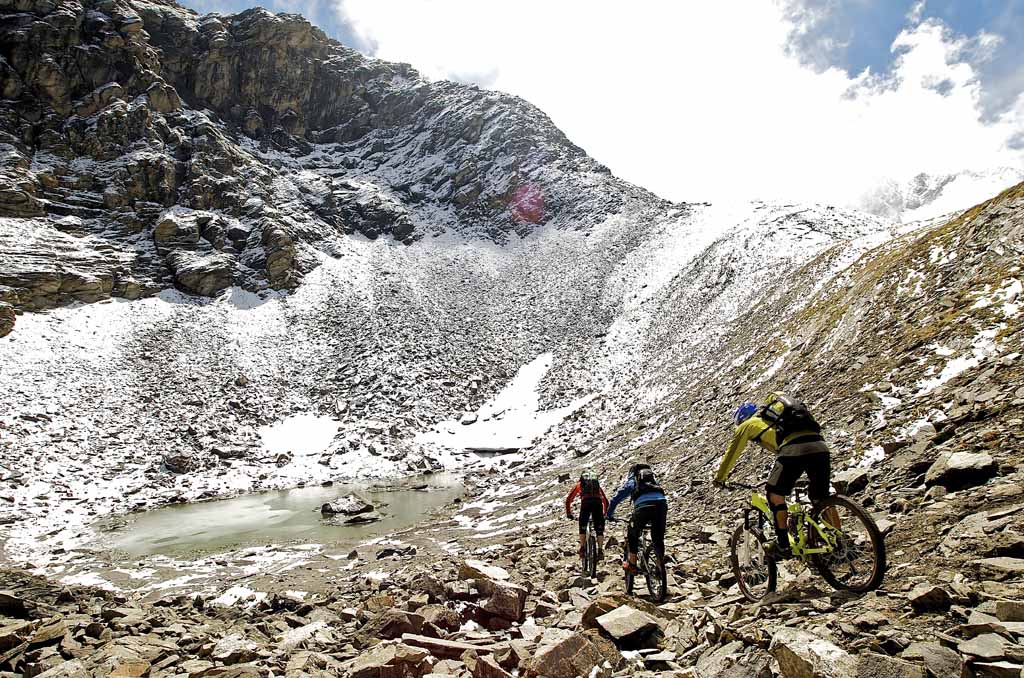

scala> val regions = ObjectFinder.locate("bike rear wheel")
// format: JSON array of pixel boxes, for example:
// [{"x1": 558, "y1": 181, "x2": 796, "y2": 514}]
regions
[
  {"x1": 811, "y1": 495, "x2": 886, "y2": 592},
  {"x1": 641, "y1": 544, "x2": 667, "y2": 603},
  {"x1": 730, "y1": 521, "x2": 777, "y2": 603},
  {"x1": 585, "y1": 531, "x2": 598, "y2": 578}
]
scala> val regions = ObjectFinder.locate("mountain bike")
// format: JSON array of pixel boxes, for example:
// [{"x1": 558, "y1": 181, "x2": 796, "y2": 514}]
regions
[
  {"x1": 581, "y1": 521, "x2": 599, "y2": 578},
  {"x1": 726, "y1": 481, "x2": 886, "y2": 603},
  {"x1": 569, "y1": 515, "x2": 599, "y2": 578},
  {"x1": 612, "y1": 518, "x2": 667, "y2": 603}
]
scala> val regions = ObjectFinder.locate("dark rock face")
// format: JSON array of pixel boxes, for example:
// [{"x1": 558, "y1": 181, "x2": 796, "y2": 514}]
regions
[
  {"x1": 0, "y1": 302, "x2": 14, "y2": 337},
  {"x1": 0, "y1": 0, "x2": 660, "y2": 312}
]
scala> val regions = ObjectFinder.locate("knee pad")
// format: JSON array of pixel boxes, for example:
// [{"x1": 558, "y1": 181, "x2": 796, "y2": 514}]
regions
[{"x1": 769, "y1": 499, "x2": 787, "y2": 517}]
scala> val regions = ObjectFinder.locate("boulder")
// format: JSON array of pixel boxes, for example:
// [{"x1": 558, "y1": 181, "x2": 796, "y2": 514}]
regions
[
  {"x1": 901, "y1": 642, "x2": 966, "y2": 678},
  {"x1": 357, "y1": 609, "x2": 423, "y2": 647},
  {"x1": 400, "y1": 634, "x2": 501, "y2": 660},
  {"x1": 346, "y1": 642, "x2": 431, "y2": 678},
  {"x1": 33, "y1": 660, "x2": 87, "y2": 677},
  {"x1": 154, "y1": 213, "x2": 200, "y2": 245},
  {"x1": 0, "y1": 302, "x2": 14, "y2": 338},
  {"x1": 695, "y1": 642, "x2": 773, "y2": 678},
  {"x1": 321, "y1": 493, "x2": 375, "y2": 516},
  {"x1": 523, "y1": 633, "x2": 609, "y2": 678},
  {"x1": 275, "y1": 621, "x2": 331, "y2": 654},
  {"x1": 769, "y1": 628, "x2": 858, "y2": 678},
  {"x1": 165, "y1": 251, "x2": 234, "y2": 297},
  {"x1": 581, "y1": 595, "x2": 666, "y2": 630},
  {"x1": 594, "y1": 605, "x2": 658, "y2": 647},
  {"x1": 418, "y1": 605, "x2": 461, "y2": 632},
  {"x1": 163, "y1": 454, "x2": 195, "y2": 474},
  {"x1": 459, "y1": 560, "x2": 510, "y2": 581},
  {"x1": 0, "y1": 591, "x2": 29, "y2": 617},
  {"x1": 908, "y1": 584, "x2": 952, "y2": 613},
  {"x1": 856, "y1": 653, "x2": 927, "y2": 678},
  {"x1": 957, "y1": 634, "x2": 1007, "y2": 661},
  {"x1": 971, "y1": 662, "x2": 1024, "y2": 678},
  {"x1": 994, "y1": 600, "x2": 1024, "y2": 622},
  {"x1": 832, "y1": 468, "x2": 870, "y2": 495},
  {"x1": 211, "y1": 635, "x2": 259, "y2": 665},
  {"x1": 975, "y1": 558, "x2": 1024, "y2": 579},
  {"x1": 473, "y1": 655, "x2": 513, "y2": 678},
  {"x1": 925, "y1": 452, "x2": 998, "y2": 490},
  {"x1": 145, "y1": 82, "x2": 182, "y2": 114},
  {"x1": 478, "y1": 580, "x2": 528, "y2": 622}
]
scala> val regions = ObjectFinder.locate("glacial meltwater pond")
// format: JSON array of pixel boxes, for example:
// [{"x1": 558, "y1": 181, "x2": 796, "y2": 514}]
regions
[{"x1": 96, "y1": 475, "x2": 462, "y2": 559}]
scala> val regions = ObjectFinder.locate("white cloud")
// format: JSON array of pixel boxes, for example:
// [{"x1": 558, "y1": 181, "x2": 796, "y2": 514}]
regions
[{"x1": 338, "y1": 1, "x2": 1024, "y2": 206}]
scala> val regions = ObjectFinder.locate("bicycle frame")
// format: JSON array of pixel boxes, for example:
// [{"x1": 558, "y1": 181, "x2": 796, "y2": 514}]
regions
[{"x1": 745, "y1": 492, "x2": 840, "y2": 559}]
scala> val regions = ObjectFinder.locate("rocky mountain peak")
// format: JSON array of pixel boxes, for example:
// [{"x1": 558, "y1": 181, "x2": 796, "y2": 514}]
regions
[{"x1": 1, "y1": 0, "x2": 653, "y2": 308}]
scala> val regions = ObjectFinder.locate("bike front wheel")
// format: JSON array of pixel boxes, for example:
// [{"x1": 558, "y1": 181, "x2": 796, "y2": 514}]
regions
[
  {"x1": 641, "y1": 544, "x2": 667, "y2": 603},
  {"x1": 730, "y1": 521, "x2": 777, "y2": 603},
  {"x1": 811, "y1": 495, "x2": 886, "y2": 593},
  {"x1": 586, "y1": 533, "x2": 598, "y2": 578}
]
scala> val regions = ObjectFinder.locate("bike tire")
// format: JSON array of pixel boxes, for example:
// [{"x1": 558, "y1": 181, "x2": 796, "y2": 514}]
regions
[
  {"x1": 642, "y1": 544, "x2": 667, "y2": 603},
  {"x1": 730, "y1": 521, "x2": 777, "y2": 603},
  {"x1": 587, "y1": 533, "x2": 597, "y2": 578},
  {"x1": 811, "y1": 495, "x2": 886, "y2": 593}
]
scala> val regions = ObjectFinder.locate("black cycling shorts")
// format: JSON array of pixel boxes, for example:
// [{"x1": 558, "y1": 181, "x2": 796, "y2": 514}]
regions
[
  {"x1": 579, "y1": 497, "x2": 605, "y2": 535},
  {"x1": 626, "y1": 501, "x2": 667, "y2": 557},
  {"x1": 765, "y1": 451, "x2": 830, "y2": 502}
]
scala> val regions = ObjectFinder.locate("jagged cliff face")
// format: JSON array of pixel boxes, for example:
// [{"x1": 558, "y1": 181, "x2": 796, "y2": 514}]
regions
[{"x1": 0, "y1": 0, "x2": 652, "y2": 312}]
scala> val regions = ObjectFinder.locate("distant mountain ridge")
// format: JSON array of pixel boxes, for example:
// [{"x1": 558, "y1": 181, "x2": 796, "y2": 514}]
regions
[{"x1": 856, "y1": 167, "x2": 1024, "y2": 223}]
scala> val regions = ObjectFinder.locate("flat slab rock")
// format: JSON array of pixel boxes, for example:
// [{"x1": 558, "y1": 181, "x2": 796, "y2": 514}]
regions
[
  {"x1": 925, "y1": 451, "x2": 998, "y2": 489},
  {"x1": 459, "y1": 560, "x2": 510, "y2": 581},
  {"x1": 595, "y1": 605, "x2": 658, "y2": 641},
  {"x1": 975, "y1": 558, "x2": 1024, "y2": 577},
  {"x1": 769, "y1": 627, "x2": 859, "y2": 678},
  {"x1": 901, "y1": 642, "x2": 965, "y2": 678},
  {"x1": 958, "y1": 633, "x2": 1009, "y2": 660},
  {"x1": 401, "y1": 633, "x2": 504, "y2": 659}
]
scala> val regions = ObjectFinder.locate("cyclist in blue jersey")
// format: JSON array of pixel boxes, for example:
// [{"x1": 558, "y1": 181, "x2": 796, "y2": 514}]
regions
[{"x1": 606, "y1": 463, "x2": 668, "y2": 574}]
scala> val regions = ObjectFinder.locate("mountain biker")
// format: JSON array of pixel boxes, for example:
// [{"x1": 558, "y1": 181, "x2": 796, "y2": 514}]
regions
[
  {"x1": 605, "y1": 463, "x2": 668, "y2": 574},
  {"x1": 565, "y1": 469, "x2": 609, "y2": 560},
  {"x1": 713, "y1": 396, "x2": 830, "y2": 559}
]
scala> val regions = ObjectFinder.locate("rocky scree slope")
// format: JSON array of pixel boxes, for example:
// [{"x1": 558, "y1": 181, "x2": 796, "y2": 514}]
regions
[
  {"x1": 0, "y1": 0, "x2": 652, "y2": 313},
  {"x1": 451, "y1": 182, "x2": 1024, "y2": 677},
  {"x1": 3, "y1": 188, "x2": 1017, "y2": 675}
]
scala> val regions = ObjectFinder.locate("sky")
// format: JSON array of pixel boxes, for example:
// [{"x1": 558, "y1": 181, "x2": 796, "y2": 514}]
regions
[{"x1": 179, "y1": 0, "x2": 1024, "y2": 206}]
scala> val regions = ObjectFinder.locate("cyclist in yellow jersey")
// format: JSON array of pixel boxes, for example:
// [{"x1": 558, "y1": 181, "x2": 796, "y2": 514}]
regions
[{"x1": 714, "y1": 396, "x2": 830, "y2": 559}]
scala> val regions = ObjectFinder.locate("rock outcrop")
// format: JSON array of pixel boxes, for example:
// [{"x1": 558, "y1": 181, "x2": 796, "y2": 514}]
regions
[{"x1": 0, "y1": 0, "x2": 659, "y2": 311}]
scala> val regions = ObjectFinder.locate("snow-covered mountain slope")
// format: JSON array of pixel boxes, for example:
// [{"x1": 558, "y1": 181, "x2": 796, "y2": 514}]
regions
[
  {"x1": 0, "y1": 197, "x2": 894, "y2": 565},
  {"x1": 857, "y1": 167, "x2": 1024, "y2": 223}
]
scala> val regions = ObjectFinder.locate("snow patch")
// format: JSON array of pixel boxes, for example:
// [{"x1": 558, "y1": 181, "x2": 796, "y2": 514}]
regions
[
  {"x1": 417, "y1": 352, "x2": 593, "y2": 453},
  {"x1": 916, "y1": 328, "x2": 1001, "y2": 396}
]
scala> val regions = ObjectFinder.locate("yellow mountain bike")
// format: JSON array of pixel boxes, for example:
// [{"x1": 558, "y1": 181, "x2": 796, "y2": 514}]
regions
[{"x1": 726, "y1": 481, "x2": 886, "y2": 603}]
